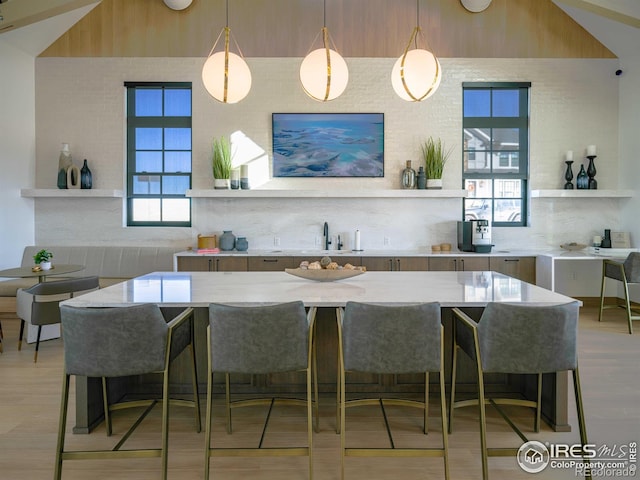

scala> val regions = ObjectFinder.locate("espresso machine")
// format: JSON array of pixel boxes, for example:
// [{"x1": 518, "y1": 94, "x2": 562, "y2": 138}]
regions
[{"x1": 457, "y1": 220, "x2": 493, "y2": 253}]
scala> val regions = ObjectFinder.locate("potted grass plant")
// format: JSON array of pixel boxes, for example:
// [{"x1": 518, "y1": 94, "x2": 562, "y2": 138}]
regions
[
  {"x1": 212, "y1": 137, "x2": 232, "y2": 189},
  {"x1": 421, "y1": 137, "x2": 452, "y2": 189}
]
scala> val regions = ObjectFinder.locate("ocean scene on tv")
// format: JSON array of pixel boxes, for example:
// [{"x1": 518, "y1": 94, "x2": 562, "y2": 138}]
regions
[{"x1": 272, "y1": 113, "x2": 384, "y2": 177}]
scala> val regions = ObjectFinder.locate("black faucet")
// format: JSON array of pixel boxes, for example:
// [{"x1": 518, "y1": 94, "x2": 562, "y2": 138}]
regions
[{"x1": 323, "y1": 222, "x2": 331, "y2": 250}]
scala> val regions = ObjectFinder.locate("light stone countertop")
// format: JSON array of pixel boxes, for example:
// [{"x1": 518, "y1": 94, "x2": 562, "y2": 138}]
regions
[
  {"x1": 175, "y1": 249, "x2": 540, "y2": 258},
  {"x1": 61, "y1": 270, "x2": 579, "y2": 309}
]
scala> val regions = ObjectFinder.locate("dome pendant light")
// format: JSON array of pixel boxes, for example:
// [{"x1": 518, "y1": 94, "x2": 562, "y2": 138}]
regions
[
  {"x1": 392, "y1": 0, "x2": 441, "y2": 102},
  {"x1": 202, "y1": 0, "x2": 252, "y2": 104},
  {"x1": 299, "y1": 0, "x2": 348, "y2": 101}
]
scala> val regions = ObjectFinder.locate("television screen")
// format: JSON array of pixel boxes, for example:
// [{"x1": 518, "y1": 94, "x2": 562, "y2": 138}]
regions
[{"x1": 272, "y1": 113, "x2": 384, "y2": 177}]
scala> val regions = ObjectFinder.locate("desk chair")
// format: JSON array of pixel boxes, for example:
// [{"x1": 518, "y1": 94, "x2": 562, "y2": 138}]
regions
[
  {"x1": 16, "y1": 276, "x2": 99, "y2": 362},
  {"x1": 55, "y1": 304, "x2": 201, "y2": 480},
  {"x1": 337, "y1": 302, "x2": 449, "y2": 480},
  {"x1": 205, "y1": 301, "x2": 316, "y2": 480},
  {"x1": 599, "y1": 252, "x2": 640, "y2": 334},
  {"x1": 450, "y1": 302, "x2": 589, "y2": 480}
]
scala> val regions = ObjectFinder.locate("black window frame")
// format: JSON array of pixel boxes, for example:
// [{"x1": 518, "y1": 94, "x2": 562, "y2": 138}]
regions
[
  {"x1": 462, "y1": 82, "x2": 530, "y2": 227},
  {"x1": 125, "y1": 81, "x2": 192, "y2": 227}
]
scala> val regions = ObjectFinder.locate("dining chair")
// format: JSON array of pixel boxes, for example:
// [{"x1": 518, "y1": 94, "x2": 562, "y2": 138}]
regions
[
  {"x1": 599, "y1": 252, "x2": 640, "y2": 334},
  {"x1": 449, "y1": 302, "x2": 589, "y2": 480},
  {"x1": 337, "y1": 301, "x2": 449, "y2": 480},
  {"x1": 204, "y1": 301, "x2": 316, "y2": 480},
  {"x1": 55, "y1": 303, "x2": 201, "y2": 480},
  {"x1": 16, "y1": 276, "x2": 100, "y2": 362}
]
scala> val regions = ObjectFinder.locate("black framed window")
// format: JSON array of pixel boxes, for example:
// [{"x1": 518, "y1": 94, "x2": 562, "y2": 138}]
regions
[
  {"x1": 125, "y1": 82, "x2": 192, "y2": 227},
  {"x1": 462, "y1": 82, "x2": 530, "y2": 227}
]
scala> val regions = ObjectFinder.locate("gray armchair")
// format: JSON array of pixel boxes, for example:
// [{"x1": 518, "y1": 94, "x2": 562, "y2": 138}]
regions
[
  {"x1": 450, "y1": 302, "x2": 589, "y2": 480},
  {"x1": 337, "y1": 301, "x2": 449, "y2": 480},
  {"x1": 16, "y1": 276, "x2": 99, "y2": 362},
  {"x1": 205, "y1": 301, "x2": 316, "y2": 480},
  {"x1": 599, "y1": 251, "x2": 640, "y2": 334},
  {"x1": 55, "y1": 303, "x2": 201, "y2": 480}
]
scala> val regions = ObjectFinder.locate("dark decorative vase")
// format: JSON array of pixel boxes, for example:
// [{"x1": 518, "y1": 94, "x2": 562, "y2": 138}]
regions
[
  {"x1": 80, "y1": 159, "x2": 92, "y2": 189},
  {"x1": 416, "y1": 166, "x2": 426, "y2": 189},
  {"x1": 563, "y1": 161, "x2": 574, "y2": 189},
  {"x1": 601, "y1": 229, "x2": 611, "y2": 248},
  {"x1": 57, "y1": 143, "x2": 72, "y2": 189},
  {"x1": 576, "y1": 164, "x2": 588, "y2": 189},
  {"x1": 235, "y1": 237, "x2": 248, "y2": 251},
  {"x1": 587, "y1": 155, "x2": 597, "y2": 189},
  {"x1": 219, "y1": 230, "x2": 236, "y2": 251}
]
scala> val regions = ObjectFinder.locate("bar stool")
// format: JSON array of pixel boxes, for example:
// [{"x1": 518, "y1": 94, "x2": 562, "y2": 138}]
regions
[
  {"x1": 449, "y1": 302, "x2": 589, "y2": 480},
  {"x1": 55, "y1": 304, "x2": 201, "y2": 480},
  {"x1": 204, "y1": 301, "x2": 316, "y2": 480},
  {"x1": 599, "y1": 252, "x2": 640, "y2": 334},
  {"x1": 337, "y1": 301, "x2": 449, "y2": 480},
  {"x1": 16, "y1": 276, "x2": 99, "y2": 362}
]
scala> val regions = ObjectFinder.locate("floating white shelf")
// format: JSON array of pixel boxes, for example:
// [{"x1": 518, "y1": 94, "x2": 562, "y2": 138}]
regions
[
  {"x1": 187, "y1": 189, "x2": 468, "y2": 199},
  {"x1": 531, "y1": 189, "x2": 634, "y2": 198},
  {"x1": 21, "y1": 189, "x2": 124, "y2": 198}
]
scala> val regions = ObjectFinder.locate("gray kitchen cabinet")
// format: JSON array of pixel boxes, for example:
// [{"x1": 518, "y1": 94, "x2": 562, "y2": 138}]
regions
[
  {"x1": 176, "y1": 256, "x2": 247, "y2": 272},
  {"x1": 489, "y1": 257, "x2": 536, "y2": 283},
  {"x1": 428, "y1": 256, "x2": 489, "y2": 272}
]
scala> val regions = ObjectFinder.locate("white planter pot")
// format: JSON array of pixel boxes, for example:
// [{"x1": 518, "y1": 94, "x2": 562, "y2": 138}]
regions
[
  {"x1": 214, "y1": 179, "x2": 230, "y2": 189},
  {"x1": 40, "y1": 261, "x2": 52, "y2": 271},
  {"x1": 426, "y1": 179, "x2": 443, "y2": 189}
]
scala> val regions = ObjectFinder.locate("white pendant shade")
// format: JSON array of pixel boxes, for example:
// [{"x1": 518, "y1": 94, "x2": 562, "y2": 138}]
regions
[
  {"x1": 202, "y1": 50, "x2": 252, "y2": 104},
  {"x1": 163, "y1": 0, "x2": 193, "y2": 11},
  {"x1": 391, "y1": 48, "x2": 441, "y2": 102},
  {"x1": 300, "y1": 47, "x2": 349, "y2": 102}
]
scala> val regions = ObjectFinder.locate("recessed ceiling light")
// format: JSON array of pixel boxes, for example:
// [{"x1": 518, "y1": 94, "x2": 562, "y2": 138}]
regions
[{"x1": 460, "y1": 0, "x2": 492, "y2": 13}]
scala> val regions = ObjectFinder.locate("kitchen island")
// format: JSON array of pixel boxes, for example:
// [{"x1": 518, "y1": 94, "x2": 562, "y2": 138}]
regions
[{"x1": 63, "y1": 270, "x2": 579, "y2": 434}]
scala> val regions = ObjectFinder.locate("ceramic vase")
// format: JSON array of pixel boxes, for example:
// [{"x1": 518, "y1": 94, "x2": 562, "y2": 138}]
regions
[
  {"x1": 426, "y1": 178, "x2": 443, "y2": 189},
  {"x1": 40, "y1": 261, "x2": 52, "y2": 271},
  {"x1": 416, "y1": 166, "x2": 426, "y2": 189},
  {"x1": 235, "y1": 237, "x2": 248, "y2": 251},
  {"x1": 57, "y1": 143, "x2": 72, "y2": 189},
  {"x1": 214, "y1": 178, "x2": 230, "y2": 189},
  {"x1": 576, "y1": 165, "x2": 588, "y2": 189},
  {"x1": 80, "y1": 159, "x2": 92, "y2": 189},
  {"x1": 219, "y1": 230, "x2": 236, "y2": 251},
  {"x1": 563, "y1": 161, "x2": 574, "y2": 189}
]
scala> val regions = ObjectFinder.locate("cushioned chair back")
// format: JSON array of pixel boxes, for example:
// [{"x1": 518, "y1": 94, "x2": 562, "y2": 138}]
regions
[
  {"x1": 209, "y1": 301, "x2": 308, "y2": 374},
  {"x1": 26, "y1": 276, "x2": 100, "y2": 326},
  {"x1": 342, "y1": 302, "x2": 441, "y2": 374},
  {"x1": 623, "y1": 252, "x2": 640, "y2": 283},
  {"x1": 60, "y1": 303, "x2": 168, "y2": 377},
  {"x1": 477, "y1": 302, "x2": 579, "y2": 374}
]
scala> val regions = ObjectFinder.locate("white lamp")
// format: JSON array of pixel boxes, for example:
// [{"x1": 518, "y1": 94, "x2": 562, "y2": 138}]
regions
[
  {"x1": 460, "y1": 0, "x2": 493, "y2": 13},
  {"x1": 201, "y1": 1, "x2": 252, "y2": 104},
  {"x1": 392, "y1": 0, "x2": 441, "y2": 102},
  {"x1": 299, "y1": 1, "x2": 348, "y2": 102},
  {"x1": 163, "y1": 0, "x2": 193, "y2": 11}
]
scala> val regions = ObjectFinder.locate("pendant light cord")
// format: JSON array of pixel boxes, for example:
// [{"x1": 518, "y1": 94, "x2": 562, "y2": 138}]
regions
[
  {"x1": 323, "y1": 0, "x2": 327, "y2": 27},
  {"x1": 415, "y1": 0, "x2": 420, "y2": 48},
  {"x1": 226, "y1": 0, "x2": 229, "y2": 27}
]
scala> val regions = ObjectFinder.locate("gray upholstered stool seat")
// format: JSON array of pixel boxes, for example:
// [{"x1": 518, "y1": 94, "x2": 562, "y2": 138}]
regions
[
  {"x1": 337, "y1": 301, "x2": 449, "y2": 480},
  {"x1": 205, "y1": 301, "x2": 316, "y2": 480},
  {"x1": 450, "y1": 302, "x2": 589, "y2": 480},
  {"x1": 54, "y1": 304, "x2": 201, "y2": 480},
  {"x1": 599, "y1": 252, "x2": 640, "y2": 334},
  {"x1": 16, "y1": 276, "x2": 100, "y2": 362}
]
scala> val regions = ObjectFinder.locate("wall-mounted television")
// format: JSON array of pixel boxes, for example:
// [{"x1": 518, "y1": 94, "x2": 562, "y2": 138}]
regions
[{"x1": 272, "y1": 113, "x2": 384, "y2": 177}]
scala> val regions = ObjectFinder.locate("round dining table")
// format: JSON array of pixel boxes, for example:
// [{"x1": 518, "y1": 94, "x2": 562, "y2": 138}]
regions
[{"x1": 0, "y1": 264, "x2": 85, "y2": 283}]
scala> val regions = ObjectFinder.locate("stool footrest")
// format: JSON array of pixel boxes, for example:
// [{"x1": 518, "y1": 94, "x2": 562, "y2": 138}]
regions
[
  {"x1": 345, "y1": 448, "x2": 446, "y2": 458},
  {"x1": 208, "y1": 447, "x2": 309, "y2": 457}
]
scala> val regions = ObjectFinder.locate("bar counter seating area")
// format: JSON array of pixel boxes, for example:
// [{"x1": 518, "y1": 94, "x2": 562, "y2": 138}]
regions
[{"x1": 2, "y1": 0, "x2": 640, "y2": 479}]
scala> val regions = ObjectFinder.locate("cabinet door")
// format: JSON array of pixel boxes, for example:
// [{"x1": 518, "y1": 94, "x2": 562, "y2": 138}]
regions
[
  {"x1": 211, "y1": 257, "x2": 248, "y2": 272},
  {"x1": 428, "y1": 257, "x2": 456, "y2": 271},
  {"x1": 248, "y1": 256, "x2": 295, "y2": 271},
  {"x1": 396, "y1": 257, "x2": 429, "y2": 271},
  {"x1": 490, "y1": 257, "x2": 536, "y2": 283},
  {"x1": 458, "y1": 256, "x2": 489, "y2": 271},
  {"x1": 176, "y1": 256, "x2": 210, "y2": 271},
  {"x1": 361, "y1": 257, "x2": 395, "y2": 271}
]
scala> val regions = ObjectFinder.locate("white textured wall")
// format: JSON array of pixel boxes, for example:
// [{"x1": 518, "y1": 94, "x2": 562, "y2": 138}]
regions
[
  {"x1": 0, "y1": 42, "x2": 35, "y2": 270},
  {"x1": 33, "y1": 57, "x2": 622, "y2": 251}
]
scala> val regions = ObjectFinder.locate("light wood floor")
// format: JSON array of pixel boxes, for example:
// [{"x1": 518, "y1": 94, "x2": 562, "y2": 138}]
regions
[{"x1": 1, "y1": 307, "x2": 638, "y2": 480}]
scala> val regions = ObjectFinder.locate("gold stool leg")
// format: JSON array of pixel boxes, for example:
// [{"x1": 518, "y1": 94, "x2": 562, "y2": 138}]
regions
[
  {"x1": 448, "y1": 344, "x2": 458, "y2": 434},
  {"x1": 102, "y1": 377, "x2": 112, "y2": 436},
  {"x1": 424, "y1": 372, "x2": 429, "y2": 434},
  {"x1": 161, "y1": 368, "x2": 170, "y2": 480},
  {"x1": 204, "y1": 326, "x2": 214, "y2": 480},
  {"x1": 54, "y1": 373, "x2": 71, "y2": 480},
  {"x1": 598, "y1": 268, "x2": 607, "y2": 322},
  {"x1": 623, "y1": 279, "x2": 634, "y2": 334},
  {"x1": 188, "y1": 341, "x2": 202, "y2": 432},
  {"x1": 573, "y1": 368, "x2": 591, "y2": 480}
]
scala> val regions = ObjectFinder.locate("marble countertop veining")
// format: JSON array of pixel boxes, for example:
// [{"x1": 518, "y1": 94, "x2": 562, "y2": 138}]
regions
[{"x1": 175, "y1": 248, "x2": 541, "y2": 258}]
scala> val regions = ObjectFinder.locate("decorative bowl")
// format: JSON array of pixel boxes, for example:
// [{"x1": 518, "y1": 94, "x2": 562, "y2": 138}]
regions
[
  {"x1": 285, "y1": 268, "x2": 364, "y2": 282},
  {"x1": 560, "y1": 243, "x2": 587, "y2": 251}
]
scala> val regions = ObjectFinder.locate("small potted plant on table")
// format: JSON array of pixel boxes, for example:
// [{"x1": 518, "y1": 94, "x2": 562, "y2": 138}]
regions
[
  {"x1": 33, "y1": 249, "x2": 54, "y2": 271},
  {"x1": 421, "y1": 137, "x2": 452, "y2": 189},
  {"x1": 212, "y1": 137, "x2": 232, "y2": 189}
]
